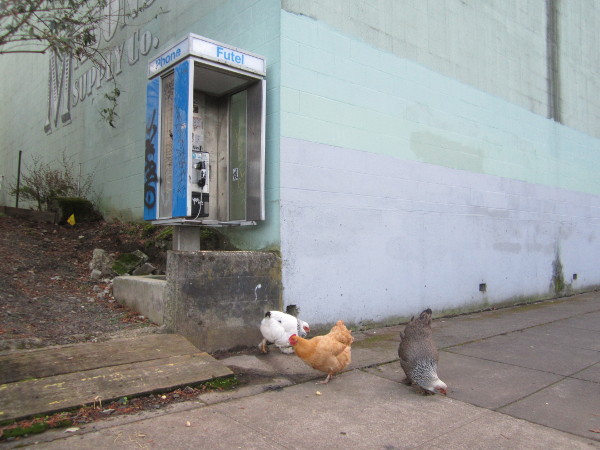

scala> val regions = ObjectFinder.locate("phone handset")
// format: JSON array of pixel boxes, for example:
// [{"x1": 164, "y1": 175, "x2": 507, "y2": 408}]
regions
[
  {"x1": 195, "y1": 160, "x2": 207, "y2": 188},
  {"x1": 191, "y1": 152, "x2": 209, "y2": 219}
]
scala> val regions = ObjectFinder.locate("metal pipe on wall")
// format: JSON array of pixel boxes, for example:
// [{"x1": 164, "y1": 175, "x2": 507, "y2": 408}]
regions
[{"x1": 15, "y1": 150, "x2": 22, "y2": 208}]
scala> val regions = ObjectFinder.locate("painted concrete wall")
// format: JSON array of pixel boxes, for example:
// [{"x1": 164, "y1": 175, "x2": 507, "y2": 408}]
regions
[
  {"x1": 278, "y1": 5, "x2": 600, "y2": 325},
  {"x1": 558, "y1": 0, "x2": 600, "y2": 138},
  {"x1": 283, "y1": 0, "x2": 549, "y2": 123},
  {"x1": 280, "y1": 136, "x2": 600, "y2": 324},
  {"x1": 165, "y1": 250, "x2": 281, "y2": 352},
  {"x1": 282, "y1": 0, "x2": 600, "y2": 139},
  {"x1": 0, "y1": 0, "x2": 282, "y2": 250}
]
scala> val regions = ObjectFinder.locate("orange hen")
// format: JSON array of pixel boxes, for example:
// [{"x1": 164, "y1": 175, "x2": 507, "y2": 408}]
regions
[{"x1": 288, "y1": 320, "x2": 353, "y2": 384}]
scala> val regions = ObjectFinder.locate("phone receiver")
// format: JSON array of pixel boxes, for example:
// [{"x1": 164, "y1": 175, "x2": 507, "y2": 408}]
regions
[
  {"x1": 195, "y1": 161, "x2": 207, "y2": 188},
  {"x1": 198, "y1": 169, "x2": 207, "y2": 188}
]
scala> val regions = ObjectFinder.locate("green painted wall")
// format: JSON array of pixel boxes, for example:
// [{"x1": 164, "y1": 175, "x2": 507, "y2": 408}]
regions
[
  {"x1": 0, "y1": 0, "x2": 282, "y2": 251},
  {"x1": 278, "y1": 9, "x2": 600, "y2": 197}
]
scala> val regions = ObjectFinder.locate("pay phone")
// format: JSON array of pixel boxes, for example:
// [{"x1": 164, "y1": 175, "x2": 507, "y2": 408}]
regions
[
  {"x1": 190, "y1": 95, "x2": 209, "y2": 218},
  {"x1": 144, "y1": 34, "x2": 266, "y2": 226}
]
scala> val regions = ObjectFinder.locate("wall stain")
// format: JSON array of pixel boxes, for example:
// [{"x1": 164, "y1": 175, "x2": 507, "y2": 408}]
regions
[
  {"x1": 411, "y1": 132, "x2": 484, "y2": 172},
  {"x1": 551, "y1": 251, "x2": 566, "y2": 295}
]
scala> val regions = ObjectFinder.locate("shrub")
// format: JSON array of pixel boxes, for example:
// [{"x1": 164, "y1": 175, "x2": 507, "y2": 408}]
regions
[{"x1": 11, "y1": 152, "x2": 94, "y2": 211}]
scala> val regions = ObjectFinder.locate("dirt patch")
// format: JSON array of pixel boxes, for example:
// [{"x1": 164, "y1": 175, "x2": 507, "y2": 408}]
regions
[
  {"x1": 0, "y1": 382, "x2": 239, "y2": 441},
  {"x1": 0, "y1": 215, "x2": 168, "y2": 351}
]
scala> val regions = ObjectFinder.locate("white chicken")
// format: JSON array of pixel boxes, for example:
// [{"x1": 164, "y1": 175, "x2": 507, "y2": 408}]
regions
[{"x1": 259, "y1": 306, "x2": 310, "y2": 354}]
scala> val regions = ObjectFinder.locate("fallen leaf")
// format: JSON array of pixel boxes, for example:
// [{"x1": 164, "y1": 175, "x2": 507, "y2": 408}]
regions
[
  {"x1": 316, "y1": 391, "x2": 322, "y2": 396},
  {"x1": 186, "y1": 421, "x2": 191, "y2": 427},
  {"x1": 64, "y1": 427, "x2": 80, "y2": 433},
  {"x1": 589, "y1": 429, "x2": 600, "y2": 434}
]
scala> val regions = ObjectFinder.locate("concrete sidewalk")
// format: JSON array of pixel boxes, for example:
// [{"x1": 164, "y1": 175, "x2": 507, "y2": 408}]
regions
[{"x1": 9, "y1": 292, "x2": 600, "y2": 448}]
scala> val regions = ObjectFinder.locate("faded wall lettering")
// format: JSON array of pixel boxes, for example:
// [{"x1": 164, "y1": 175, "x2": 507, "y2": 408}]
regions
[
  {"x1": 45, "y1": 0, "x2": 160, "y2": 133},
  {"x1": 44, "y1": 51, "x2": 72, "y2": 133}
]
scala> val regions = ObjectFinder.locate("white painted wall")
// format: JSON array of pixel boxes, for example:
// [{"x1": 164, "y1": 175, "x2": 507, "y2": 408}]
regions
[{"x1": 280, "y1": 136, "x2": 600, "y2": 325}]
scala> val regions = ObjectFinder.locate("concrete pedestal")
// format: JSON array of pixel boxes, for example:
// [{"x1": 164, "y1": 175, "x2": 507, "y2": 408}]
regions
[{"x1": 164, "y1": 250, "x2": 281, "y2": 352}]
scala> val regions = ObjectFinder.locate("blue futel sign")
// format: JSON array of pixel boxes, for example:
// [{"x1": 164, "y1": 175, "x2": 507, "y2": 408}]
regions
[
  {"x1": 148, "y1": 34, "x2": 265, "y2": 79},
  {"x1": 216, "y1": 46, "x2": 244, "y2": 64}
]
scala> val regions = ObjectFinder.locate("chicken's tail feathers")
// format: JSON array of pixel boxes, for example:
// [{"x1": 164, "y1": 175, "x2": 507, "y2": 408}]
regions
[
  {"x1": 330, "y1": 320, "x2": 354, "y2": 345},
  {"x1": 285, "y1": 304, "x2": 300, "y2": 317},
  {"x1": 264, "y1": 311, "x2": 272, "y2": 318}
]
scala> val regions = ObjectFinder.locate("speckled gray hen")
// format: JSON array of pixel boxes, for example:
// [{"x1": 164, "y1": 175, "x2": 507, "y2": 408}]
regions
[{"x1": 397, "y1": 308, "x2": 447, "y2": 395}]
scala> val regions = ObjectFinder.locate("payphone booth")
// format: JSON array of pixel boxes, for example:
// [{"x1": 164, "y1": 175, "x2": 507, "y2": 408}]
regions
[{"x1": 144, "y1": 34, "x2": 266, "y2": 226}]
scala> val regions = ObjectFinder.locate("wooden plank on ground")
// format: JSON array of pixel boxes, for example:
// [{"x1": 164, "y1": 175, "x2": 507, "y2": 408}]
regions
[
  {"x1": 0, "y1": 334, "x2": 200, "y2": 384},
  {"x1": 0, "y1": 352, "x2": 233, "y2": 422}
]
